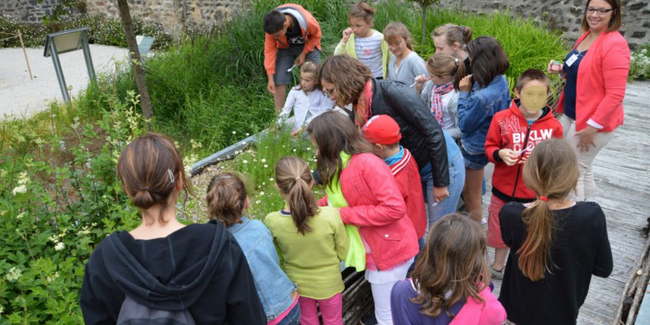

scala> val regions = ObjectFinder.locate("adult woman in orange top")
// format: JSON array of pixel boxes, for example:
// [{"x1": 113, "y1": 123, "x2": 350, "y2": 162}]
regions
[{"x1": 548, "y1": 0, "x2": 629, "y2": 201}]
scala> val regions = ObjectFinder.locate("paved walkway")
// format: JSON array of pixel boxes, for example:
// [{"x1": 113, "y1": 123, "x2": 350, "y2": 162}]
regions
[{"x1": 0, "y1": 44, "x2": 129, "y2": 119}]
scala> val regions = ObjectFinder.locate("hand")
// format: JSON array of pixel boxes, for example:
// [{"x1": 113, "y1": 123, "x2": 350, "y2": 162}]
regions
[
  {"x1": 291, "y1": 127, "x2": 303, "y2": 137},
  {"x1": 296, "y1": 52, "x2": 307, "y2": 66},
  {"x1": 414, "y1": 74, "x2": 428, "y2": 85},
  {"x1": 498, "y1": 149, "x2": 519, "y2": 166},
  {"x1": 574, "y1": 126, "x2": 598, "y2": 152},
  {"x1": 547, "y1": 60, "x2": 557, "y2": 75},
  {"x1": 267, "y1": 78, "x2": 275, "y2": 94},
  {"x1": 459, "y1": 75, "x2": 472, "y2": 92},
  {"x1": 342, "y1": 28, "x2": 353, "y2": 43},
  {"x1": 433, "y1": 186, "x2": 449, "y2": 203}
]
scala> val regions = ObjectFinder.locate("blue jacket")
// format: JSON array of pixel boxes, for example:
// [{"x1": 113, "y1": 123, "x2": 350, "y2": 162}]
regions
[
  {"x1": 222, "y1": 217, "x2": 297, "y2": 322},
  {"x1": 457, "y1": 75, "x2": 511, "y2": 155}
]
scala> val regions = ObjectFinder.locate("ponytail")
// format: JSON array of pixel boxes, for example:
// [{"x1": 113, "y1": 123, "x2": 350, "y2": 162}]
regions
[
  {"x1": 206, "y1": 173, "x2": 247, "y2": 227},
  {"x1": 275, "y1": 157, "x2": 319, "y2": 235},
  {"x1": 517, "y1": 199, "x2": 554, "y2": 281},
  {"x1": 426, "y1": 53, "x2": 467, "y2": 90}
]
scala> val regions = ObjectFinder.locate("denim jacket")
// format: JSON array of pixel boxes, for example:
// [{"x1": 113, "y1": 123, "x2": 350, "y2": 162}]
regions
[
  {"x1": 457, "y1": 75, "x2": 511, "y2": 155},
  {"x1": 221, "y1": 217, "x2": 297, "y2": 322}
]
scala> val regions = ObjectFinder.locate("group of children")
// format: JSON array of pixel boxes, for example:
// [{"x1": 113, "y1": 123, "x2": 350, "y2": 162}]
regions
[{"x1": 80, "y1": 2, "x2": 613, "y2": 325}]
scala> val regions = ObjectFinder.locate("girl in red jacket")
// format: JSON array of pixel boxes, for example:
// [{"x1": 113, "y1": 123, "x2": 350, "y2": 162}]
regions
[{"x1": 307, "y1": 111, "x2": 419, "y2": 325}]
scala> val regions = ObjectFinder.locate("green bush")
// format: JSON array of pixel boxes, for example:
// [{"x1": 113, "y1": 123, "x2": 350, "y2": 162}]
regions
[
  {"x1": 0, "y1": 14, "x2": 172, "y2": 50},
  {"x1": 629, "y1": 45, "x2": 650, "y2": 81}
]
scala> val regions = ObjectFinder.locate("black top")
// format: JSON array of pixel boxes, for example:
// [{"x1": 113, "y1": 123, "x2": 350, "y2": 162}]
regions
[
  {"x1": 351, "y1": 78, "x2": 450, "y2": 187},
  {"x1": 286, "y1": 15, "x2": 305, "y2": 46},
  {"x1": 80, "y1": 222, "x2": 265, "y2": 325},
  {"x1": 498, "y1": 202, "x2": 613, "y2": 325}
]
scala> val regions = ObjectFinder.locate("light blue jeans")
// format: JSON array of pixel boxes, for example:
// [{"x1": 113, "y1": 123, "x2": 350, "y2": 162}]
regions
[{"x1": 421, "y1": 152, "x2": 466, "y2": 237}]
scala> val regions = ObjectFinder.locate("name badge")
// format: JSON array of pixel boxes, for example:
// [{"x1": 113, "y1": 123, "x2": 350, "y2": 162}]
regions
[{"x1": 565, "y1": 54, "x2": 579, "y2": 67}]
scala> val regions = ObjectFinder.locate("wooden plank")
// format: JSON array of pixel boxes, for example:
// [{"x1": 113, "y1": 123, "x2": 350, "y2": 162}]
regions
[{"x1": 483, "y1": 81, "x2": 650, "y2": 325}]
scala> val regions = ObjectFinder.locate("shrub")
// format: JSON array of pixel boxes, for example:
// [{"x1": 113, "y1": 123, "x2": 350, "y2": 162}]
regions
[{"x1": 629, "y1": 45, "x2": 650, "y2": 81}]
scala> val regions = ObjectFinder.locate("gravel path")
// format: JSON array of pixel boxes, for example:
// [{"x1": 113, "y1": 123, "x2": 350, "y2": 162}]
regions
[{"x1": 0, "y1": 44, "x2": 129, "y2": 119}]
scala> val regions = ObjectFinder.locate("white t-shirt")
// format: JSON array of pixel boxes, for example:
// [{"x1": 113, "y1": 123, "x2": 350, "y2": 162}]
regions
[
  {"x1": 355, "y1": 31, "x2": 384, "y2": 78},
  {"x1": 278, "y1": 87, "x2": 335, "y2": 131}
]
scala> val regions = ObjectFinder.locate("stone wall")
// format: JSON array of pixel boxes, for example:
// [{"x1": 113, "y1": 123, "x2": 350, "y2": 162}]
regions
[
  {"x1": 84, "y1": 0, "x2": 247, "y2": 36},
  {"x1": 437, "y1": 0, "x2": 649, "y2": 50},
  {"x1": 0, "y1": 0, "x2": 69, "y2": 23}
]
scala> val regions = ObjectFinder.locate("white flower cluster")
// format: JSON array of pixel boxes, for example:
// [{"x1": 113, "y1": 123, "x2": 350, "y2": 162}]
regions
[
  {"x1": 11, "y1": 171, "x2": 30, "y2": 195},
  {"x1": 5, "y1": 267, "x2": 22, "y2": 282}
]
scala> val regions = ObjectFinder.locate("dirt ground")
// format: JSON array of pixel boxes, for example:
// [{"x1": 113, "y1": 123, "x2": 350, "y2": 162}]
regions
[{"x1": 0, "y1": 44, "x2": 129, "y2": 119}]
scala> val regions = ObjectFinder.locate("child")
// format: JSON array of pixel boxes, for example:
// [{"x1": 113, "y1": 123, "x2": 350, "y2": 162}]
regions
[
  {"x1": 307, "y1": 111, "x2": 419, "y2": 325},
  {"x1": 498, "y1": 139, "x2": 613, "y2": 325},
  {"x1": 264, "y1": 157, "x2": 349, "y2": 325},
  {"x1": 391, "y1": 213, "x2": 507, "y2": 325},
  {"x1": 431, "y1": 24, "x2": 473, "y2": 75},
  {"x1": 414, "y1": 52, "x2": 466, "y2": 141},
  {"x1": 207, "y1": 173, "x2": 300, "y2": 325},
  {"x1": 278, "y1": 61, "x2": 334, "y2": 136},
  {"x1": 383, "y1": 22, "x2": 428, "y2": 85},
  {"x1": 484, "y1": 69, "x2": 564, "y2": 278},
  {"x1": 361, "y1": 115, "x2": 427, "y2": 245},
  {"x1": 80, "y1": 133, "x2": 265, "y2": 324},
  {"x1": 334, "y1": 2, "x2": 389, "y2": 79},
  {"x1": 263, "y1": 3, "x2": 322, "y2": 112},
  {"x1": 457, "y1": 36, "x2": 511, "y2": 223}
]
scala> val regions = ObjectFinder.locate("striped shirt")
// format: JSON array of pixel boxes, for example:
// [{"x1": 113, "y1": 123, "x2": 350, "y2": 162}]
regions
[{"x1": 355, "y1": 31, "x2": 384, "y2": 78}]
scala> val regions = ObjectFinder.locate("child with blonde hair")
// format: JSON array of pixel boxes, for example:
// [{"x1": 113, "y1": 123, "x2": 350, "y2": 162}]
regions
[
  {"x1": 278, "y1": 61, "x2": 334, "y2": 136},
  {"x1": 334, "y1": 2, "x2": 390, "y2": 79},
  {"x1": 383, "y1": 22, "x2": 428, "y2": 85},
  {"x1": 264, "y1": 157, "x2": 349, "y2": 325},
  {"x1": 498, "y1": 139, "x2": 613, "y2": 325},
  {"x1": 207, "y1": 173, "x2": 300, "y2": 325}
]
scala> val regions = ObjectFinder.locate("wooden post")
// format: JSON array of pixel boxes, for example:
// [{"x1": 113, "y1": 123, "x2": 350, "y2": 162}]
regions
[{"x1": 17, "y1": 30, "x2": 33, "y2": 80}]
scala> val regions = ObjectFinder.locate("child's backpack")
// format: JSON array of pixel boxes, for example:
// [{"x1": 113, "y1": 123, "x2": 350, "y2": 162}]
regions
[{"x1": 116, "y1": 295, "x2": 196, "y2": 325}]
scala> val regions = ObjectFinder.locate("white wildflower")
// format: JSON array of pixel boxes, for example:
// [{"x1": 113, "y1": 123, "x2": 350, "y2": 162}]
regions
[
  {"x1": 5, "y1": 267, "x2": 21, "y2": 282},
  {"x1": 243, "y1": 160, "x2": 248, "y2": 164},
  {"x1": 269, "y1": 178, "x2": 274, "y2": 181},
  {"x1": 54, "y1": 242, "x2": 65, "y2": 251},
  {"x1": 46, "y1": 272, "x2": 59, "y2": 282},
  {"x1": 261, "y1": 158, "x2": 266, "y2": 163},
  {"x1": 260, "y1": 191, "x2": 265, "y2": 196},
  {"x1": 16, "y1": 212, "x2": 25, "y2": 219},
  {"x1": 12, "y1": 185, "x2": 27, "y2": 195},
  {"x1": 232, "y1": 131, "x2": 236, "y2": 134},
  {"x1": 264, "y1": 164, "x2": 268, "y2": 168},
  {"x1": 246, "y1": 133, "x2": 250, "y2": 136}
]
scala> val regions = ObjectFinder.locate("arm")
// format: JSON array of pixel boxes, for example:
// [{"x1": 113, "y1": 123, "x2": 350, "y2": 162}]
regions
[
  {"x1": 445, "y1": 93, "x2": 462, "y2": 140},
  {"x1": 485, "y1": 116, "x2": 503, "y2": 164},
  {"x1": 303, "y1": 17, "x2": 321, "y2": 55},
  {"x1": 588, "y1": 39, "x2": 630, "y2": 129},
  {"x1": 317, "y1": 195, "x2": 328, "y2": 207},
  {"x1": 279, "y1": 88, "x2": 298, "y2": 118},
  {"x1": 386, "y1": 83, "x2": 450, "y2": 187},
  {"x1": 332, "y1": 211, "x2": 350, "y2": 261},
  {"x1": 457, "y1": 90, "x2": 489, "y2": 134},
  {"x1": 339, "y1": 156, "x2": 407, "y2": 227},
  {"x1": 264, "y1": 34, "x2": 278, "y2": 76},
  {"x1": 80, "y1": 264, "x2": 114, "y2": 325},
  {"x1": 592, "y1": 207, "x2": 613, "y2": 278},
  {"x1": 334, "y1": 40, "x2": 347, "y2": 55}
]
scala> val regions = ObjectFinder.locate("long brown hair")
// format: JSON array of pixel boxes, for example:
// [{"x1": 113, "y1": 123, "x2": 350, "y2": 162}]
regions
[
  {"x1": 383, "y1": 22, "x2": 413, "y2": 50},
  {"x1": 275, "y1": 157, "x2": 319, "y2": 235},
  {"x1": 411, "y1": 213, "x2": 490, "y2": 317},
  {"x1": 117, "y1": 133, "x2": 192, "y2": 225},
  {"x1": 349, "y1": 1, "x2": 376, "y2": 24},
  {"x1": 206, "y1": 173, "x2": 247, "y2": 227},
  {"x1": 306, "y1": 111, "x2": 373, "y2": 189},
  {"x1": 518, "y1": 139, "x2": 579, "y2": 281},
  {"x1": 320, "y1": 54, "x2": 372, "y2": 107},
  {"x1": 426, "y1": 52, "x2": 467, "y2": 90},
  {"x1": 466, "y1": 36, "x2": 510, "y2": 88},
  {"x1": 581, "y1": 0, "x2": 622, "y2": 32}
]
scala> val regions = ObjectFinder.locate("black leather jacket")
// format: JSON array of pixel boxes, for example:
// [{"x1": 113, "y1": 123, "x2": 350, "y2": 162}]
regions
[{"x1": 351, "y1": 78, "x2": 450, "y2": 187}]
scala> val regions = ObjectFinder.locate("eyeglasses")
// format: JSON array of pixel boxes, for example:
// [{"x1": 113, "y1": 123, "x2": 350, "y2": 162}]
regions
[
  {"x1": 323, "y1": 88, "x2": 334, "y2": 96},
  {"x1": 587, "y1": 7, "x2": 613, "y2": 15}
]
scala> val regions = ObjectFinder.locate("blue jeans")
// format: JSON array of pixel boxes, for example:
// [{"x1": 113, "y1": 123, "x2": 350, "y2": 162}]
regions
[
  {"x1": 421, "y1": 152, "x2": 466, "y2": 236},
  {"x1": 276, "y1": 302, "x2": 301, "y2": 325}
]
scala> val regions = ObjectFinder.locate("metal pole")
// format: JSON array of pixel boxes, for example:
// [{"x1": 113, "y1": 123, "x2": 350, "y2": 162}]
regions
[
  {"x1": 50, "y1": 41, "x2": 70, "y2": 102},
  {"x1": 17, "y1": 30, "x2": 33, "y2": 80},
  {"x1": 81, "y1": 31, "x2": 96, "y2": 81}
]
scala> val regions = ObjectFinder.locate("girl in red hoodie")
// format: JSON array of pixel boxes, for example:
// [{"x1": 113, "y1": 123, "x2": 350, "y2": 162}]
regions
[{"x1": 307, "y1": 111, "x2": 419, "y2": 325}]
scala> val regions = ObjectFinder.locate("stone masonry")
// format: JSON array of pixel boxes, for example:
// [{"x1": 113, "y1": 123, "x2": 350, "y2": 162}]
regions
[
  {"x1": 437, "y1": 0, "x2": 650, "y2": 50},
  {"x1": 0, "y1": 0, "x2": 70, "y2": 23}
]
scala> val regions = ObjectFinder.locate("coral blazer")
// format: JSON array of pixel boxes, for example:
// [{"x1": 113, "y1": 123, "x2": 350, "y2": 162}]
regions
[{"x1": 556, "y1": 30, "x2": 630, "y2": 132}]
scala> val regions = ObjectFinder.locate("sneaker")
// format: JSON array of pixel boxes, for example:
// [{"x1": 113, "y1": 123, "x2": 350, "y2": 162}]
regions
[
  {"x1": 359, "y1": 313, "x2": 378, "y2": 325},
  {"x1": 490, "y1": 265, "x2": 504, "y2": 280}
]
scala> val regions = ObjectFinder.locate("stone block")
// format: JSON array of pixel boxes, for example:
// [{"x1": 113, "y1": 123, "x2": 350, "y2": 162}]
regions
[
  {"x1": 631, "y1": 31, "x2": 646, "y2": 39},
  {"x1": 629, "y1": 2, "x2": 648, "y2": 11}
]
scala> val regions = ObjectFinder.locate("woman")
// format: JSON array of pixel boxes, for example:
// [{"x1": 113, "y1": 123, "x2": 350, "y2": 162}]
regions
[
  {"x1": 431, "y1": 24, "x2": 473, "y2": 75},
  {"x1": 80, "y1": 133, "x2": 265, "y2": 324},
  {"x1": 548, "y1": 0, "x2": 629, "y2": 201},
  {"x1": 320, "y1": 54, "x2": 457, "y2": 232}
]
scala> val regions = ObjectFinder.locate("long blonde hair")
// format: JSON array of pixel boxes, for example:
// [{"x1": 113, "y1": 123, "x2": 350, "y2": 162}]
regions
[{"x1": 518, "y1": 139, "x2": 579, "y2": 281}]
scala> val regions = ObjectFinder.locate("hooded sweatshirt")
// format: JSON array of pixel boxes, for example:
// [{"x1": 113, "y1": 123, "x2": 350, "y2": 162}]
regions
[
  {"x1": 485, "y1": 100, "x2": 563, "y2": 202},
  {"x1": 80, "y1": 222, "x2": 265, "y2": 325}
]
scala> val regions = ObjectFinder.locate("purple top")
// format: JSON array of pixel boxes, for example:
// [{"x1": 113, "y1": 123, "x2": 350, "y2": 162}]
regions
[{"x1": 390, "y1": 279, "x2": 464, "y2": 325}]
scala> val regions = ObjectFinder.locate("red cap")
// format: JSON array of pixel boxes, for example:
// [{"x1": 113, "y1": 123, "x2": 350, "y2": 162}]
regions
[{"x1": 361, "y1": 115, "x2": 402, "y2": 145}]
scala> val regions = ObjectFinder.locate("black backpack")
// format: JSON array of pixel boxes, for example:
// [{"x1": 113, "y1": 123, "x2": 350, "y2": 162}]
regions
[{"x1": 116, "y1": 295, "x2": 196, "y2": 325}]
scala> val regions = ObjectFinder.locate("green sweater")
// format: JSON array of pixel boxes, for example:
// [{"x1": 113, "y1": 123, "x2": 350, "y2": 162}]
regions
[{"x1": 263, "y1": 206, "x2": 349, "y2": 299}]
